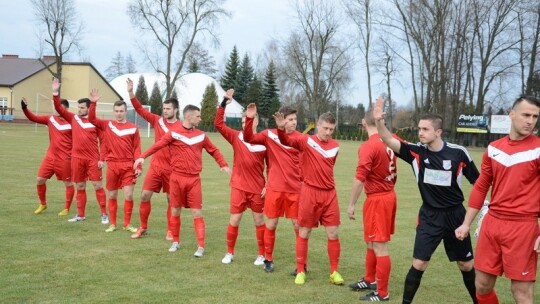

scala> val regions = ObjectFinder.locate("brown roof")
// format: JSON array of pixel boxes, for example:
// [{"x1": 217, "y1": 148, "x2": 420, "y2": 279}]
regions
[{"x1": 0, "y1": 55, "x2": 56, "y2": 87}]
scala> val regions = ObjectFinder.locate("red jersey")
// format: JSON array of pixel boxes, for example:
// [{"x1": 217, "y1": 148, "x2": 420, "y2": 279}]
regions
[
  {"x1": 277, "y1": 129, "x2": 339, "y2": 190},
  {"x1": 214, "y1": 106, "x2": 266, "y2": 194},
  {"x1": 243, "y1": 117, "x2": 302, "y2": 193},
  {"x1": 355, "y1": 133, "x2": 398, "y2": 194},
  {"x1": 53, "y1": 95, "x2": 105, "y2": 161},
  {"x1": 140, "y1": 127, "x2": 228, "y2": 176},
  {"x1": 88, "y1": 103, "x2": 141, "y2": 162},
  {"x1": 22, "y1": 108, "x2": 72, "y2": 161},
  {"x1": 130, "y1": 97, "x2": 182, "y2": 169},
  {"x1": 468, "y1": 134, "x2": 540, "y2": 220}
]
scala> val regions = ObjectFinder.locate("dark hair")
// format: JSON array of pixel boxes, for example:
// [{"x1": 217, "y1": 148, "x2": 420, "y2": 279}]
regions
[
  {"x1": 364, "y1": 109, "x2": 375, "y2": 126},
  {"x1": 113, "y1": 100, "x2": 127, "y2": 109},
  {"x1": 420, "y1": 113, "x2": 443, "y2": 131},
  {"x1": 278, "y1": 105, "x2": 297, "y2": 118},
  {"x1": 60, "y1": 99, "x2": 69, "y2": 109},
  {"x1": 512, "y1": 95, "x2": 540, "y2": 109},
  {"x1": 318, "y1": 112, "x2": 336, "y2": 124},
  {"x1": 183, "y1": 104, "x2": 200, "y2": 116},
  {"x1": 77, "y1": 98, "x2": 90, "y2": 108},
  {"x1": 163, "y1": 98, "x2": 179, "y2": 109}
]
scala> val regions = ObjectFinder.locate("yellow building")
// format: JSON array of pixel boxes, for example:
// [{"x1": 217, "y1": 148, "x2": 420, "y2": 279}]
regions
[{"x1": 0, "y1": 54, "x2": 121, "y2": 120}]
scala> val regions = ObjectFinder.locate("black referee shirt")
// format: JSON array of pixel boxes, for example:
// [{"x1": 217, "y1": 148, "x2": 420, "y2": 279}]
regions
[{"x1": 399, "y1": 141, "x2": 479, "y2": 209}]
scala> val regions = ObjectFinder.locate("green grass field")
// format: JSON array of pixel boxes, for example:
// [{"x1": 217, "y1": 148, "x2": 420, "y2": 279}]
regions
[{"x1": 0, "y1": 122, "x2": 537, "y2": 303}]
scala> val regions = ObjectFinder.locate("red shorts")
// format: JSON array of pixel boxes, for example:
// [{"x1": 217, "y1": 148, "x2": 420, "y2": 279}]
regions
[
  {"x1": 71, "y1": 157, "x2": 102, "y2": 182},
  {"x1": 297, "y1": 184, "x2": 340, "y2": 228},
  {"x1": 142, "y1": 164, "x2": 171, "y2": 193},
  {"x1": 362, "y1": 191, "x2": 396, "y2": 242},
  {"x1": 230, "y1": 187, "x2": 264, "y2": 214},
  {"x1": 37, "y1": 154, "x2": 71, "y2": 182},
  {"x1": 106, "y1": 161, "x2": 136, "y2": 190},
  {"x1": 475, "y1": 213, "x2": 539, "y2": 281},
  {"x1": 169, "y1": 173, "x2": 202, "y2": 209},
  {"x1": 264, "y1": 189, "x2": 299, "y2": 219}
]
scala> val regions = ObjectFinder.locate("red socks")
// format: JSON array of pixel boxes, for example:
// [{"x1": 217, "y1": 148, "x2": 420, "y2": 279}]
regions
[
  {"x1": 139, "y1": 201, "x2": 151, "y2": 230},
  {"x1": 226, "y1": 224, "x2": 239, "y2": 254},
  {"x1": 376, "y1": 255, "x2": 391, "y2": 298},
  {"x1": 194, "y1": 217, "x2": 205, "y2": 248},
  {"x1": 170, "y1": 215, "x2": 181, "y2": 243},
  {"x1": 166, "y1": 203, "x2": 172, "y2": 233},
  {"x1": 95, "y1": 188, "x2": 107, "y2": 214},
  {"x1": 255, "y1": 224, "x2": 265, "y2": 256},
  {"x1": 37, "y1": 184, "x2": 47, "y2": 205},
  {"x1": 108, "y1": 199, "x2": 118, "y2": 226},
  {"x1": 123, "y1": 200, "x2": 134, "y2": 228},
  {"x1": 64, "y1": 185, "x2": 74, "y2": 209},
  {"x1": 296, "y1": 236, "x2": 308, "y2": 273},
  {"x1": 264, "y1": 227, "x2": 276, "y2": 261},
  {"x1": 476, "y1": 290, "x2": 499, "y2": 304},
  {"x1": 365, "y1": 248, "x2": 377, "y2": 283},
  {"x1": 327, "y1": 238, "x2": 340, "y2": 273},
  {"x1": 76, "y1": 189, "x2": 87, "y2": 217}
]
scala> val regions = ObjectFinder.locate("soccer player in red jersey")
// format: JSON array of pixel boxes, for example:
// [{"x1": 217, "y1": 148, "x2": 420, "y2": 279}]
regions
[
  {"x1": 125, "y1": 78, "x2": 183, "y2": 240},
  {"x1": 134, "y1": 105, "x2": 231, "y2": 257},
  {"x1": 51, "y1": 78, "x2": 109, "y2": 224},
  {"x1": 347, "y1": 109, "x2": 398, "y2": 301},
  {"x1": 214, "y1": 89, "x2": 267, "y2": 266},
  {"x1": 456, "y1": 96, "x2": 540, "y2": 304},
  {"x1": 274, "y1": 111, "x2": 343, "y2": 286},
  {"x1": 243, "y1": 103, "x2": 303, "y2": 273},
  {"x1": 373, "y1": 97, "x2": 479, "y2": 303},
  {"x1": 21, "y1": 97, "x2": 74, "y2": 216},
  {"x1": 88, "y1": 89, "x2": 142, "y2": 233}
]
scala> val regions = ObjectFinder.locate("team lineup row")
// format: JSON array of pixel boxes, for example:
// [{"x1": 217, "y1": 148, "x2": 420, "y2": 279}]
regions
[{"x1": 22, "y1": 78, "x2": 540, "y2": 303}]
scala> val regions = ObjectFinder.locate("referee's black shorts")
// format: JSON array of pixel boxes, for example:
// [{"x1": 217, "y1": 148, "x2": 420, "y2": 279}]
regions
[{"x1": 413, "y1": 204, "x2": 474, "y2": 262}]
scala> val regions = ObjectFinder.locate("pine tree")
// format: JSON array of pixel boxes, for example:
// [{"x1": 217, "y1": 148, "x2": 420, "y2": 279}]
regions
[
  {"x1": 135, "y1": 75, "x2": 149, "y2": 105},
  {"x1": 149, "y1": 82, "x2": 162, "y2": 115},
  {"x1": 105, "y1": 51, "x2": 124, "y2": 81},
  {"x1": 220, "y1": 46, "x2": 240, "y2": 91},
  {"x1": 235, "y1": 53, "x2": 254, "y2": 108},
  {"x1": 245, "y1": 75, "x2": 263, "y2": 108},
  {"x1": 170, "y1": 88, "x2": 178, "y2": 100},
  {"x1": 125, "y1": 54, "x2": 137, "y2": 73},
  {"x1": 200, "y1": 83, "x2": 218, "y2": 128},
  {"x1": 261, "y1": 61, "x2": 280, "y2": 127},
  {"x1": 188, "y1": 59, "x2": 200, "y2": 73}
]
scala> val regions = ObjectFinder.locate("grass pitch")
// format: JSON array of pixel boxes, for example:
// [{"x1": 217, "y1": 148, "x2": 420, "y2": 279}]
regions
[{"x1": 0, "y1": 122, "x2": 536, "y2": 303}]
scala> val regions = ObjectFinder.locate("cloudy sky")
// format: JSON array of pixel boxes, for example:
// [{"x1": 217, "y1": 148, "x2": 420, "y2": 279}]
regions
[{"x1": 1, "y1": 0, "x2": 390, "y2": 107}]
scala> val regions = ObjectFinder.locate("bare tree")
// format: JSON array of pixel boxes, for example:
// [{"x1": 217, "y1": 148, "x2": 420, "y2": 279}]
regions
[
  {"x1": 281, "y1": 0, "x2": 352, "y2": 118},
  {"x1": 471, "y1": 0, "x2": 520, "y2": 112},
  {"x1": 31, "y1": 0, "x2": 83, "y2": 85},
  {"x1": 344, "y1": 0, "x2": 375, "y2": 108},
  {"x1": 128, "y1": 0, "x2": 230, "y2": 98},
  {"x1": 518, "y1": 3, "x2": 540, "y2": 95}
]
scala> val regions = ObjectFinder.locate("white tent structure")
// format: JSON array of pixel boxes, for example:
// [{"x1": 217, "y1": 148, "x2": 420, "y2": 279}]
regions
[{"x1": 110, "y1": 72, "x2": 244, "y2": 119}]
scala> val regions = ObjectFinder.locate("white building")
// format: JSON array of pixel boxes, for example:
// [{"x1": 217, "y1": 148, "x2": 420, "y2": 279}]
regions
[{"x1": 110, "y1": 72, "x2": 244, "y2": 119}]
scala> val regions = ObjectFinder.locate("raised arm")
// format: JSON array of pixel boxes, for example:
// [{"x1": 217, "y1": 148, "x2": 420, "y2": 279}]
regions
[
  {"x1": 21, "y1": 97, "x2": 49, "y2": 124},
  {"x1": 52, "y1": 78, "x2": 73, "y2": 122},
  {"x1": 214, "y1": 89, "x2": 236, "y2": 143},
  {"x1": 274, "y1": 111, "x2": 303, "y2": 150},
  {"x1": 242, "y1": 103, "x2": 266, "y2": 144},
  {"x1": 127, "y1": 78, "x2": 157, "y2": 123},
  {"x1": 88, "y1": 89, "x2": 106, "y2": 129},
  {"x1": 373, "y1": 97, "x2": 401, "y2": 154}
]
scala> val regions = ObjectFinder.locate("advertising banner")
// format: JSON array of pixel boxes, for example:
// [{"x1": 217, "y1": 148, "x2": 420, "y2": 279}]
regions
[
  {"x1": 490, "y1": 115, "x2": 511, "y2": 134},
  {"x1": 456, "y1": 114, "x2": 489, "y2": 133}
]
